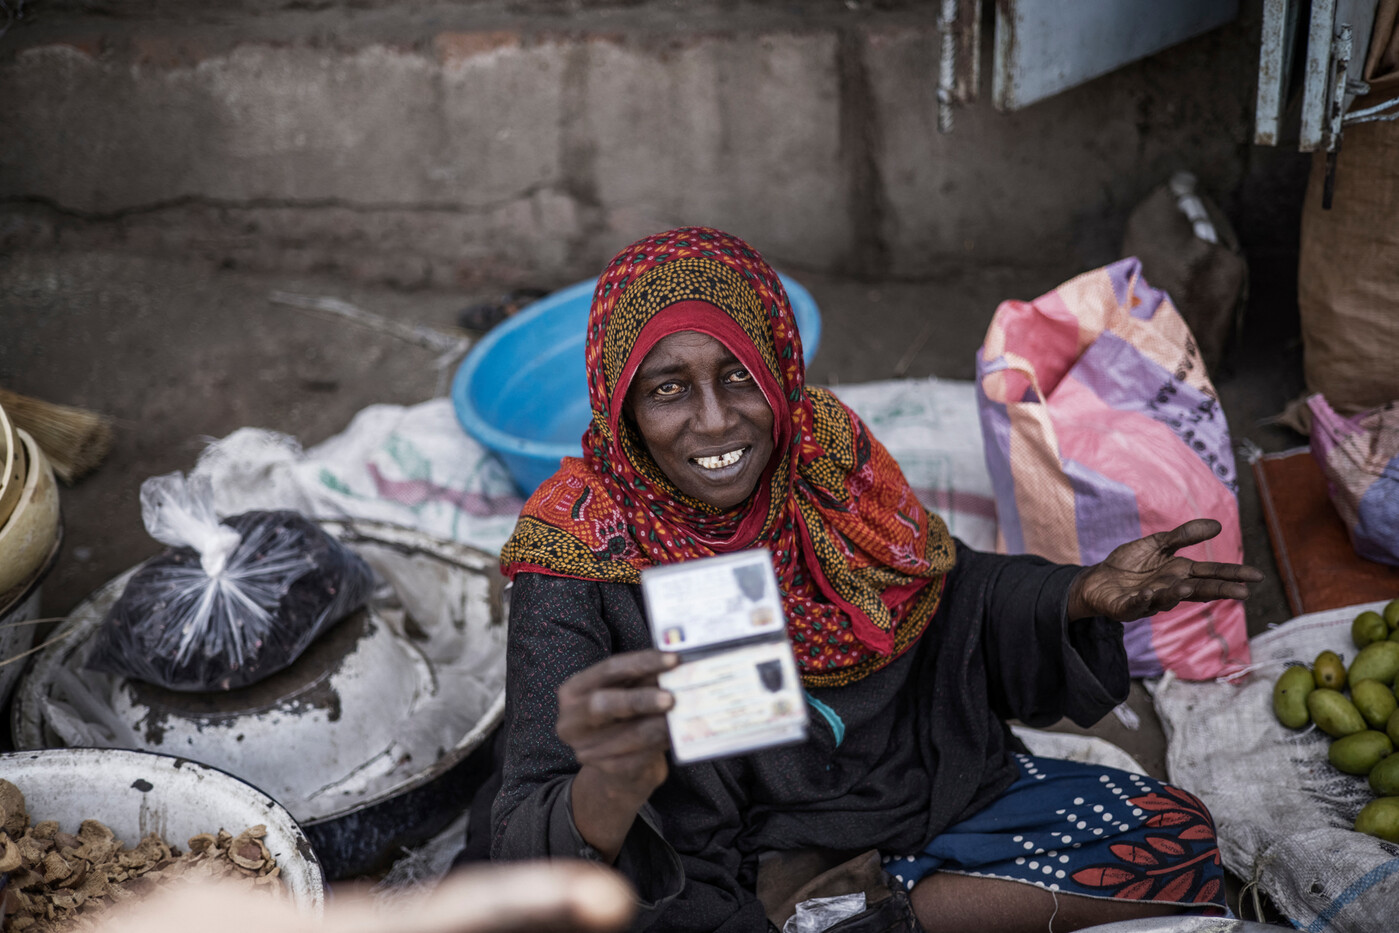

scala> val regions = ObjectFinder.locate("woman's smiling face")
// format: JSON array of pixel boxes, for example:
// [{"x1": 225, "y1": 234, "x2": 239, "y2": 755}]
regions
[{"x1": 625, "y1": 330, "x2": 775, "y2": 510}]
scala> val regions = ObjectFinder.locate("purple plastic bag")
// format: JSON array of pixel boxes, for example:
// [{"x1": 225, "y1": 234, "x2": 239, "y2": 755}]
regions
[{"x1": 1309, "y1": 394, "x2": 1399, "y2": 567}]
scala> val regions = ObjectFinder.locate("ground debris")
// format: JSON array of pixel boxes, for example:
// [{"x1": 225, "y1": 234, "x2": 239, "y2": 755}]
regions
[
  {"x1": 0, "y1": 781, "x2": 27, "y2": 836},
  {"x1": 0, "y1": 779, "x2": 282, "y2": 932}
]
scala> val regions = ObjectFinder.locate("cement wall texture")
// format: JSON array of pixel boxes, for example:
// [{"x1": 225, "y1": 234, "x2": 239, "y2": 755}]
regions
[{"x1": 0, "y1": 1, "x2": 1266, "y2": 288}]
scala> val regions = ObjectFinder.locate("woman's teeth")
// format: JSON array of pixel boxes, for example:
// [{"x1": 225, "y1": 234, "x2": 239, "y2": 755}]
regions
[{"x1": 693, "y1": 448, "x2": 746, "y2": 470}]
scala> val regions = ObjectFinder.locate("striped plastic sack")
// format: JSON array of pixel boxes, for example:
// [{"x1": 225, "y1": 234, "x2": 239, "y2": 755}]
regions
[
  {"x1": 1308, "y1": 394, "x2": 1399, "y2": 567},
  {"x1": 975, "y1": 258, "x2": 1247, "y2": 680}
]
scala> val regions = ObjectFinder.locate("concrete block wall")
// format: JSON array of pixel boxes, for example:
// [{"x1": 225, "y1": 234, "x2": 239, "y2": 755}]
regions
[{"x1": 0, "y1": 1, "x2": 1262, "y2": 287}]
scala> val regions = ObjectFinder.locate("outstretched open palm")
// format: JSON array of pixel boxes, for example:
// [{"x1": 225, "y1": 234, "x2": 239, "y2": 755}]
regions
[{"x1": 1067, "y1": 519, "x2": 1264, "y2": 622}]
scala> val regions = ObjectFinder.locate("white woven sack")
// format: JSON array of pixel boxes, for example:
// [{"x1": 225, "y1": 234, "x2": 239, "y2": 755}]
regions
[
  {"x1": 190, "y1": 383, "x2": 995, "y2": 557},
  {"x1": 833, "y1": 378, "x2": 997, "y2": 552},
  {"x1": 191, "y1": 399, "x2": 523, "y2": 554},
  {"x1": 1154, "y1": 601, "x2": 1399, "y2": 933}
]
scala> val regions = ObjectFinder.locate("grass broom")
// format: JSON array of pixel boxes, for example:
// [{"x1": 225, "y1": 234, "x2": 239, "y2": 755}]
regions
[{"x1": 0, "y1": 388, "x2": 114, "y2": 483}]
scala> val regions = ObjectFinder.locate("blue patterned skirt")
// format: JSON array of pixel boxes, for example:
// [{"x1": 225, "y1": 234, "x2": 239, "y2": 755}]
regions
[{"x1": 883, "y1": 754, "x2": 1225, "y2": 910}]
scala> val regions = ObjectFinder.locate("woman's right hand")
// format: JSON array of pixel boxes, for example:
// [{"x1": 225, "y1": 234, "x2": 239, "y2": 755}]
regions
[{"x1": 556, "y1": 649, "x2": 679, "y2": 862}]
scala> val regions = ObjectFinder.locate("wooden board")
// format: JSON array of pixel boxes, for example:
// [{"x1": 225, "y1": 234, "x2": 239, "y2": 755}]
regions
[{"x1": 1254, "y1": 446, "x2": 1399, "y2": 615}]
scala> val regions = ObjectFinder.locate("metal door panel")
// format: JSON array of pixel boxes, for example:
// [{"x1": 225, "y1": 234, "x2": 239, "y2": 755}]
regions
[
  {"x1": 993, "y1": 0, "x2": 1240, "y2": 112},
  {"x1": 1299, "y1": 0, "x2": 1379, "y2": 150},
  {"x1": 1255, "y1": 0, "x2": 1304, "y2": 145}
]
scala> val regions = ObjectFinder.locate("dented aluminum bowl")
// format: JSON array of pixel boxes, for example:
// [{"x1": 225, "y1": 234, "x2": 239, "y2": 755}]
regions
[
  {"x1": 102, "y1": 599, "x2": 434, "y2": 812},
  {"x1": 0, "y1": 747, "x2": 324, "y2": 912}
]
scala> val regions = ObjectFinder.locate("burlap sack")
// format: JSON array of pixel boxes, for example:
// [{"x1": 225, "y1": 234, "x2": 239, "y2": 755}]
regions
[
  {"x1": 1122, "y1": 179, "x2": 1247, "y2": 378},
  {"x1": 1363, "y1": 0, "x2": 1398, "y2": 100},
  {"x1": 1295, "y1": 2, "x2": 1399, "y2": 419}
]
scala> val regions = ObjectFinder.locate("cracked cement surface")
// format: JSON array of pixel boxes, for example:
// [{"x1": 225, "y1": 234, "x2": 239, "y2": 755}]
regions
[{"x1": 0, "y1": 243, "x2": 1304, "y2": 920}]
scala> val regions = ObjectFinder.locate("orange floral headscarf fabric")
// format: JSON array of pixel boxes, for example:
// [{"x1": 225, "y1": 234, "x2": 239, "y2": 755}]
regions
[{"x1": 500, "y1": 227, "x2": 955, "y2": 686}]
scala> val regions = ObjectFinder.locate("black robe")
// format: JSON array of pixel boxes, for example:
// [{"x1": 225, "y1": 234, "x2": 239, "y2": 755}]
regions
[{"x1": 491, "y1": 542, "x2": 1129, "y2": 932}]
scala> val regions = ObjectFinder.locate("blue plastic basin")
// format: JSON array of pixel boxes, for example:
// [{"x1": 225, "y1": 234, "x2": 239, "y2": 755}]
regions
[{"x1": 451, "y1": 274, "x2": 822, "y2": 495}]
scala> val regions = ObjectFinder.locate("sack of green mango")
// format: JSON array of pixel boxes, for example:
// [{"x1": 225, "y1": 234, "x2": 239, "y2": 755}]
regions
[{"x1": 1154, "y1": 600, "x2": 1399, "y2": 931}]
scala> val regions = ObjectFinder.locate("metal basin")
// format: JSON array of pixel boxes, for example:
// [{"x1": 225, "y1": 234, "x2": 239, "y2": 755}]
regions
[
  {"x1": 0, "y1": 747, "x2": 324, "y2": 912},
  {"x1": 103, "y1": 602, "x2": 434, "y2": 810},
  {"x1": 12, "y1": 521, "x2": 507, "y2": 878}
]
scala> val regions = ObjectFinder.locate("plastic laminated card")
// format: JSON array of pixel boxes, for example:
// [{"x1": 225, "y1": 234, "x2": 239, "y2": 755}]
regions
[{"x1": 641, "y1": 549, "x2": 808, "y2": 764}]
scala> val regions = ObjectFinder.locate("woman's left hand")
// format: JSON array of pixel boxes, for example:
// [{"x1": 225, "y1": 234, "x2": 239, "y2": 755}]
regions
[{"x1": 1066, "y1": 518, "x2": 1264, "y2": 622}]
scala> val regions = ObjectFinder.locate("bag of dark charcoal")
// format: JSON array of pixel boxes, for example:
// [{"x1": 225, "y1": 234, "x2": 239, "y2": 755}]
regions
[{"x1": 86, "y1": 472, "x2": 374, "y2": 691}]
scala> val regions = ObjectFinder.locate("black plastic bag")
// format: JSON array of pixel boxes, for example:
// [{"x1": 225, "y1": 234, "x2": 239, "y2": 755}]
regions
[{"x1": 86, "y1": 473, "x2": 374, "y2": 691}]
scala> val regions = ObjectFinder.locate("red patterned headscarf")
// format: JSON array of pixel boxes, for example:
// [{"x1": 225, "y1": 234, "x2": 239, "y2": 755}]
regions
[{"x1": 501, "y1": 227, "x2": 955, "y2": 686}]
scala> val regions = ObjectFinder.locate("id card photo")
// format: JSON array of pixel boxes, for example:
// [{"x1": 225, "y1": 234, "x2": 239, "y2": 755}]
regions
[{"x1": 641, "y1": 549, "x2": 808, "y2": 764}]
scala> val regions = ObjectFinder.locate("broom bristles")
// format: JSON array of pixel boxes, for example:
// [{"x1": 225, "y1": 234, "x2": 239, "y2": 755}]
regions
[{"x1": 0, "y1": 388, "x2": 114, "y2": 483}]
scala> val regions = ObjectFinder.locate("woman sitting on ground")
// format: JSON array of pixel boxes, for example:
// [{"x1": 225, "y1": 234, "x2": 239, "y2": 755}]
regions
[{"x1": 490, "y1": 227, "x2": 1261, "y2": 933}]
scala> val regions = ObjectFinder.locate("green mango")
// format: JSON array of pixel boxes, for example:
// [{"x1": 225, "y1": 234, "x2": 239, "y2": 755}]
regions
[
  {"x1": 1355, "y1": 797, "x2": 1399, "y2": 843},
  {"x1": 1314, "y1": 650, "x2": 1348, "y2": 690},
  {"x1": 1309, "y1": 688, "x2": 1367, "y2": 738},
  {"x1": 1353, "y1": 611, "x2": 1390, "y2": 649},
  {"x1": 1348, "y1": 641, "x2": 1399, "y2": 687},
  {"x1": 1390, "y1": 708, "x2": 1399, "y2": 748},
  {"x1": 1385, "y1": 598, "x2": 1399, "y2": 630},
  {"x1": 1370, "y1": 752, "x2": 1399, "y2": 796},
  {"x1": 1273, "y1": 665, "x2": 1315, "y2": 728},
  {"x1": 1353, "y1": 679, "x2": 1399, "y2": 730},
  {"x1": 1329, "y1": 730, "x2": 1394, "y2": 775}
]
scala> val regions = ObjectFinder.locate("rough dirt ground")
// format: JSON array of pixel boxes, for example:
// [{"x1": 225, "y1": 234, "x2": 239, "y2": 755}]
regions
[
  {"x1": 0, "y1": 245, "x2": 1306, "y2": 921},
  {"x1": 1, "y1": 245, "x2": 1305, "y2": 746}
]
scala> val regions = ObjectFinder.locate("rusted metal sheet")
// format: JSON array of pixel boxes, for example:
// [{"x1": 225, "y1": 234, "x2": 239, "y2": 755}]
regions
[
  {"x1": 1302, "y1": 0, "x2": 1340, "y2": 149},
  {"x1": 1255, "y1": 0, "x2": 1303, "y2": 145},
  {"x1": 937, "y1": 0, "x2": 982, "y2": 133},
  {"x1": 1301, "y1": 0, "x2": 1380, "y2": 150},
  {"x1": 992, "y1": 0, "x2": 1239, "y2": 112},
  {"x1": 1344, "y1": 94, "x2": 1399, "y2": 123},
  {"x1": 1329, "y1": 22, "x2": 1356, "y2": 149},
  {"x1": 1335, "y1": 0, "x2": 1380, "y2": 111},
  {"x1": 952, "y1": 0, "x2": 981, "y2": 103},
  {"x1": 1322, "y1": 23, "x2": 1354, "y2": 206}
]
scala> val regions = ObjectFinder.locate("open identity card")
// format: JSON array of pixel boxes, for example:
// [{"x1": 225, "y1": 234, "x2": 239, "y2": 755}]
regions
[{"x1": 641, "y1": 548, "x2": 808, "y2": 764}]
